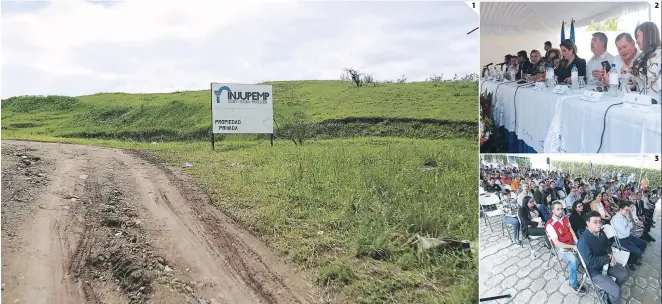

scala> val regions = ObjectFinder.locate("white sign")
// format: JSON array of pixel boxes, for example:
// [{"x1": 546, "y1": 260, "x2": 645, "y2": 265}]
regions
[
  {"x1": 551, "y1": 85, "x2": 569, "y2": 95},
  {"x1": 623, "y1": 93, "x2": 652, "y2": 105},
  {"x1": 211, "y1": 83, "x2": 273, "y2": 134},
  {"x1": 533, "y1": 82, "x2": 546, "y2": 91},
  {"x1": 580, "y1": 90, "x2": 603, "y2": 102},
  {"x1": 622, "y1": 93, "x2": 653, "y2": 112}
]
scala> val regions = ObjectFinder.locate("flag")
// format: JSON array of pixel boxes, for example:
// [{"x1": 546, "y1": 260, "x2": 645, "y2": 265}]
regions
[
  {"x1": 570, "y1": 19, "x2": 576, "y2": 43},
  {"x1": 561, "y1": 21, "x2": 566, "y2": 43}
]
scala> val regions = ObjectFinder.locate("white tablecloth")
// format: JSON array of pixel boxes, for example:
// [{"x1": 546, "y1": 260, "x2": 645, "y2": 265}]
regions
[{"x1": 481, "y1": 80, "x2": 661, "y2": 153}]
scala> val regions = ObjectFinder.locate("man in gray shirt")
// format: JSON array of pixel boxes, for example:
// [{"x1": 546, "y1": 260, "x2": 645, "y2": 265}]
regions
[
  {"x1": 586, "y1": 32, "x2": 615, "y2": 86},
  {"x1": 611, "y1": 202, "x2": 646, "y2": 270}
]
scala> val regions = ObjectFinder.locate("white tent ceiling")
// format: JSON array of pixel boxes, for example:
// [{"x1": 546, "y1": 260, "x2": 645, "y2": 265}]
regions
[
  {"x1": 479, "y1": 2, "x2": 656, "y2": 67},
  {"x1": 480, "y1": 2, "x2": 652, "y2": 35}
]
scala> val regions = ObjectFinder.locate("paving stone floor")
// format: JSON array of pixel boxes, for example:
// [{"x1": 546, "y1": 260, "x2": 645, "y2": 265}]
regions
[{"x1": 479, "y1": 215, "x2": 661, "y2": 304}]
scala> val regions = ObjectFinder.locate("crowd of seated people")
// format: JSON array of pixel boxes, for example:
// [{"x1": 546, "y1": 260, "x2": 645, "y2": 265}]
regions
[
  {"x1": 480, "y1": 165, "x2": 659, "y2": 303},
  {"x1": 497, "y1": 21, "x2": 661, "y2": 101}
]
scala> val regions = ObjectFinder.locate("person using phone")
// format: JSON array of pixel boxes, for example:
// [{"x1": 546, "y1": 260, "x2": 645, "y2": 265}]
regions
[{"x1": 586, "y1": 32, "x2": 615, "y2": 86}]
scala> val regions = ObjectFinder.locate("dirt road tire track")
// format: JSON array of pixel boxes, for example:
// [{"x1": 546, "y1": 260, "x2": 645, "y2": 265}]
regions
[{"x1": 1, "y1": 140, "x2": 317, "y2": 304}]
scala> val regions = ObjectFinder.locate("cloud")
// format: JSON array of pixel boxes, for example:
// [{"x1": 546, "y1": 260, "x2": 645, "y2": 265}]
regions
[{"x1": 1, "y1": 0, "x2": 478, "y2": 98}]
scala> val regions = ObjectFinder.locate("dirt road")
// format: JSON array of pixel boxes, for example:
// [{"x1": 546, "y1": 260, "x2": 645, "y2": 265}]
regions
[{"x1": 1, "y1": 140, "x2": 317, "y2": 304}]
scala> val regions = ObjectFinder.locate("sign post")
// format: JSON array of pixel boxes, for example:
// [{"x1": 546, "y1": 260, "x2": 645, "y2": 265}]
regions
[{"x1": 210, "y1": 83, "x2": 274, "y2": 150}]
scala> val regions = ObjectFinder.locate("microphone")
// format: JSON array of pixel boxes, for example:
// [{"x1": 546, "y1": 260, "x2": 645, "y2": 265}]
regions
[
  {"x1": 497, "y1": 62, "x2": 507, "y2": 66},
  {"x1": 484, "y1": 63, "x2": 493, "y2": 68}
]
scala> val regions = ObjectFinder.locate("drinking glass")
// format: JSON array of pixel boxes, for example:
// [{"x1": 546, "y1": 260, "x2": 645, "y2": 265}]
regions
[{"x1": 578, "y1": 76, "x2": 586, "y2": 89}]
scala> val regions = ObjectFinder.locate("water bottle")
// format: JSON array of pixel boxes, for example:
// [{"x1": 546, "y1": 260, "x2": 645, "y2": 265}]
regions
[
  {"x1": 602, "y1": 263, "x2": 609, "y2": 276},
  {"x1": 609, "y1": 64, "x2": 619, "y2": 97},
  {"x1": 571, "y1": 64, "x2": 579, "y2": 90},
  {"x1": 546, "y1": 64, "x2": 555, "y2": 89}
]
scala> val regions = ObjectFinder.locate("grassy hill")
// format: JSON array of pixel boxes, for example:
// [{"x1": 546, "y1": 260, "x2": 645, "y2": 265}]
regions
[
  {"x1": 1, "y1": 80, "x2": 477, "y2": 141},
  {"x1": 1, "y1": 80, "x2": 479, "y2": 303}
]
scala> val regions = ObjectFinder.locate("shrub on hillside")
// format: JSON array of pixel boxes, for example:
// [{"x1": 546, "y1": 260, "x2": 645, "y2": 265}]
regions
[{"x1": 276, "y1": 110, "x2": 314, "y2": 145}]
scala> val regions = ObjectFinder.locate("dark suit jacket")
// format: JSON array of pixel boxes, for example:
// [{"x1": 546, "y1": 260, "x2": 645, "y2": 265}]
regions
[
  {"x1": 517, "y1": 60, "x2": 531, "y2": 80},
  {"x1": 577, "y1": 231, "x2": 612, "y2": 277},
  {"x1": 555, "y1": 56, "x2": 587, "y2": 83}
]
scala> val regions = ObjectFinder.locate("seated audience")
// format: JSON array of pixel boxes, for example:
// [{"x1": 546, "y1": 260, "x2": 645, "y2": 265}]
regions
[
  {"x1": 549, "y1": 181, "x2": 561, "y2": 201},
  {"x1": 632, "y1": 194, "x2": 656, "y2": 242},
  {"x1": 611, "y1": 202, "x2": 646, "y2": 270},
  {"x1": 545, "y1": 201, "x2": 586, "y2": 293},
  {"x1": 534, "y1": 181, "x2": 547, "y2": 206},
  {"x1": 565, "y1": 186, "x2": 581, "y2": 212},
  {"x1": 500, "y1": 189, "x2": 521, "y2": 245},
  {"x1": 519, "y1": 196, "x2": 546, "y2": 240},
  {"x1": 600, "y1": 192, "x2": 613, "y2": 217},
  {"x1": 578, "y1": 211, "x2": 629, "y2": 304},
  {"x1": 517, "y1": 183, "x2": 534, "y2": 205},
  {"x1": 538, "y1": 195, "x2": 551, "y2": 222},
  {"x1": 591, "y1": 193, "x2": 611, "y2": 224},
  {"x1": 569, "y1": 200, "x2": 587, "y2": 236}
]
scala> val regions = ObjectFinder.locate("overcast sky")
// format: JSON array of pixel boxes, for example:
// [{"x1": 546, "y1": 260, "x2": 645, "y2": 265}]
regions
[{"x1": 1, "y1": 0, "x2": 478, "y2": 98}]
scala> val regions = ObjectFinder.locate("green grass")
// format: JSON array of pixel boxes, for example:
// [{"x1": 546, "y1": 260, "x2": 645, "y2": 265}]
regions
[
  {"x1": 1, "y1": 80, "x2": 479, "y2": 303},
  {"x1": 1, "y1": 81, "x2": 477, "y2": 141}
]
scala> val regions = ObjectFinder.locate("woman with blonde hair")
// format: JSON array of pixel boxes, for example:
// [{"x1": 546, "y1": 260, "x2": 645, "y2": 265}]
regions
[{"x1": 526, "y1": 49, "x2": 548, "y2": 82}]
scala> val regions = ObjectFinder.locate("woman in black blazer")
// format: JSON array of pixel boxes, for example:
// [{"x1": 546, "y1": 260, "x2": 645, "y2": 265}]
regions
[
  {"x1": 518, "y1": 196, "x2": 546, "y2": 238},
  {"x1": 555, "y1": 39, "x2": 587, "y2": 84}
]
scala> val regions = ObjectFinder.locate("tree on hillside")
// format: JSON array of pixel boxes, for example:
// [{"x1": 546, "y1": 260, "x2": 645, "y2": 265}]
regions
[
  {"x1": 587, "y1": 17, "x2": 618, "y2": 32},
  {"x1": 343, "y1": 68, "x2": 363, "y2": 87}
]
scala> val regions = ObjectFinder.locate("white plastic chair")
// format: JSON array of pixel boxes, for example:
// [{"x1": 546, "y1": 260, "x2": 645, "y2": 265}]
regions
[
  {"x1": 601, "y1": 224, "x2": 631, "y2": 267},
  {"x1": 480, "y1": 194, "x2": 503, "y2": 232},
  {"x1": 518, "y1": 216, "x2": 546, "y2": 256}
]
